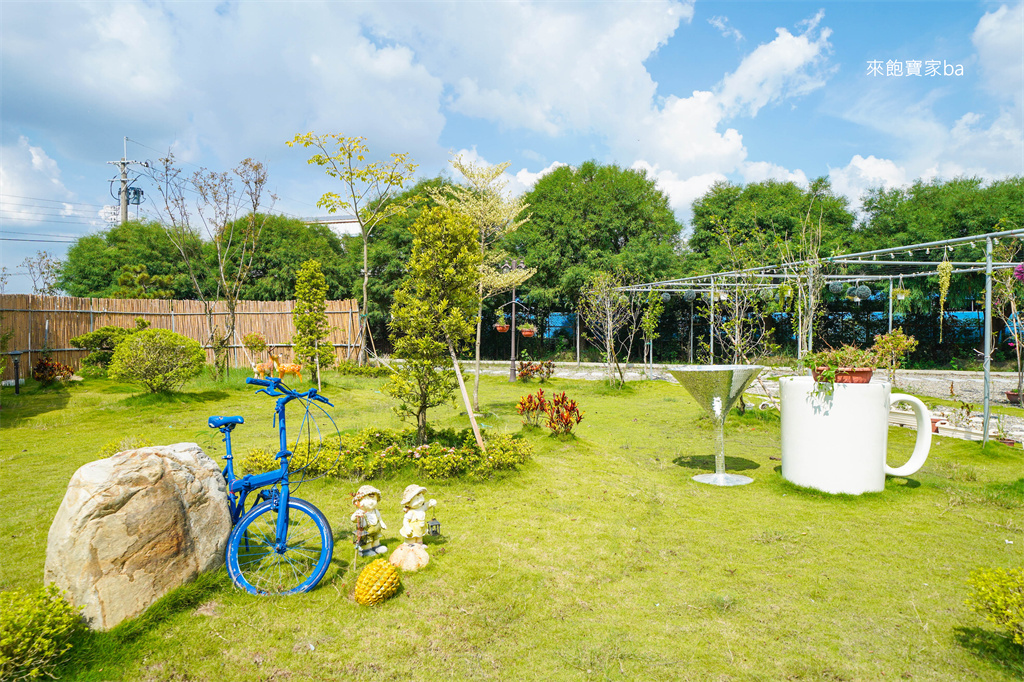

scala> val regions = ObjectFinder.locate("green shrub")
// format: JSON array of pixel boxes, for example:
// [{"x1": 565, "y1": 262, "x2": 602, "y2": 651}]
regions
[
  {"x1": 98, "y1": 435, "x2": 154, "y2": 458},
  {"x1": 965, "y1": 567, "x2": 1024, "y2": 645},
  {"x1": 238, "y1": 447, "x2": 279, "y2": 476},
  {"x1": 70, "y1": 318, "x2": 149, "y2": 367},
  {"x1": 417, "y1": 442, "x2": 479, "y2": 479},
  {"x1": 235, "y1": 427, "x2": 533, "y2": 481},
  {"x1": 108, "y1": 329, "x2": 205, "y2": 393},
  {"x1": 0, "y1": 585, "x2": 85, "y2": 681},
  {"x1": 336, "y1": 361, "x2": 391, "y2": 378},
  {"x1": 480, "y1": 434, "x2": 534, "y2": 471}
]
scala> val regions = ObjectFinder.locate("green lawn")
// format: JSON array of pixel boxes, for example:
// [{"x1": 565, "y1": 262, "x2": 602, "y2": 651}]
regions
[{"x1": 1, "y1": 370, "x2": 1021, "y2": 681}]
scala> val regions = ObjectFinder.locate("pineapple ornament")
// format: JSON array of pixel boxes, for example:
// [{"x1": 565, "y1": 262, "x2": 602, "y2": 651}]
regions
[{"x1": 354, "y1": 558, "x2": 400, "y2": 606}]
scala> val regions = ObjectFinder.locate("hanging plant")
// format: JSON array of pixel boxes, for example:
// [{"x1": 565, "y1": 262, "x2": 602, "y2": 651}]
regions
[
  {"x1": 938, "y1": 258, "x2": 953, "y2": 342},
  {"x1": 682, "y1": 290, "x2": 696, "y2": 303},
  {"x1": 828, "y1": 282, "x2": 845, "y2": 295},
  {"x1": 855, "y1": 285, "x2": 872, "y2": 299},
  {"x1": 845, "y1": 286, "x2": 858, "y2": 299}
]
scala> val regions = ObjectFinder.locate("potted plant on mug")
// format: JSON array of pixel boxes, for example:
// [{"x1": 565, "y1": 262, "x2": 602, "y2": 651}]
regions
[
  {"x1": 519, "y1": 323, "x2": 537, "y2": 338},
  {"x1": 494, "y1": 310, "x2": 510, "y2": 333},
  {"x1": 803, "y1": 344, "x2": 878, "y2": 387}
]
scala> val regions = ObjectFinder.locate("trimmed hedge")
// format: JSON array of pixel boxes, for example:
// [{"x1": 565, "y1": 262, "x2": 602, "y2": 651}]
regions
[{"x1": 239, "y1": 426, "x2": 532, "y2": 481}]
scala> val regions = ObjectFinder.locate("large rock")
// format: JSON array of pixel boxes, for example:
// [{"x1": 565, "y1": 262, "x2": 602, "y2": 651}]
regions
[{"x1": 45, "y1": 443, "x2": 231, "y2": 630}]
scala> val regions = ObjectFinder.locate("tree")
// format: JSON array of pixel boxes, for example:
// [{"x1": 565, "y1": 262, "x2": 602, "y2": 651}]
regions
[
  {"x1": 506, "y1": 161, "x2": 682, "y2": 329},
  {"x1": 687, "y1": 178, "x2": 855, "y2": 356},
  {"x1": 853, "y1": 176, "x2": 1024, "y2": 252},
  {"x1": 639, "y1": 290, "x2": 665, "y2": 366},
  {"x1": 852, "y1": 177, "x2": 1024, "y2": 319},
  {"x1": 232, "y1": 215, "x2": 349, "y2": 302},
  {"x1": 55, "y1": 220, "x2": 199, "y2": 299},
  {"x1": 333, "y1": 177, "x2": 445, "y2": 356},
  {"x1": 993, "y1": 237, "x2": 1024, "y2": 402},
  {"x1": 386, "y1": 206, "x2": 483, "y2": 446},
  {"x1": 578, "y1": 271, "x2": 643, "y2": 387},
  {"x1": 429, "y1": 155, "x2": 533, "y2": 410},
  {"x1": 150, "y1": 155, "x2": 273, "y2": 379},
  {"x1": 292, "y1": 259, "x2": 334, "y2": 384},
  {"x1": 112, "y1": 264, "x2": 175, "y2": 299},
  {"x1": 21, "y1": 251, "x2": 62, "y2": 295},
  {"x1": 287, "y1": 133, "x2": 418, "y2": 365}
]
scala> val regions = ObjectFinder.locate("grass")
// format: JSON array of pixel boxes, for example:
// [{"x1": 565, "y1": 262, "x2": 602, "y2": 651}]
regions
[{"x1": 1, "y1": 369, "x2": 1022, "y2": 681}]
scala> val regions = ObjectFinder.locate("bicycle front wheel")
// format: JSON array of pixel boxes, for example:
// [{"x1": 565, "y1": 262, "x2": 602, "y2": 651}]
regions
[{"x1": 226, "y1": 497, "x2": 334, "y2": 595}]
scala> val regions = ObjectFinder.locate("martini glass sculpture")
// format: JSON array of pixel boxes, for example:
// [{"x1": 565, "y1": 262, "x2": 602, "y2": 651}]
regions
[{"x1": 668, "y1": 365, "x2": 765, "y2": 486}]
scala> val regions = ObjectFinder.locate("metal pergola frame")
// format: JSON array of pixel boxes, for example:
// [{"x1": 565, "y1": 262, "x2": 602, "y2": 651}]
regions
[{"x1": 622, "y1": 226, "x2": 1024, "y2": 444}]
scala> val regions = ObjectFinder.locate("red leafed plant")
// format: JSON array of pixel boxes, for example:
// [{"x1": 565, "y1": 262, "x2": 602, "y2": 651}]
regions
[
  {"x1": 516, "y1": 389, "x2": 548, "y2": 427},
  {"x1": 545, "y1": 391, "x2": 583, "y2": 435}
]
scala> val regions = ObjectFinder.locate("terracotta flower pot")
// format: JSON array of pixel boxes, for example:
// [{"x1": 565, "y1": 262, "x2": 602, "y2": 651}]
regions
[
  {"x1": 1006, "y1": 391, "x2": 1021, "y2": 403},
  {"x1": 930, "y1": 416, "x2": 943, "y2": 433},
  {"x1": 494, "y1": 324, "x2": 510, "y2": 333},
  {"x1": 998, "y1": 438, "x2": 1016, "y2": 446},
  {"x1": 811, "y1": 367, "x2": 874, "y2": 384},
  {"x1": 521, "y1": 329, "x2": 535, "y2": 338}
]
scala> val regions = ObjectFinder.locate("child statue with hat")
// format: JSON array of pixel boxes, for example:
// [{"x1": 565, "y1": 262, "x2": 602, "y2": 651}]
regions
[
  {"x1": 351, "y1": 485, "x2": 388, "y2": 557},
  {"x1": 389, "y1": 484, "x2": 437, "y2": 571}
]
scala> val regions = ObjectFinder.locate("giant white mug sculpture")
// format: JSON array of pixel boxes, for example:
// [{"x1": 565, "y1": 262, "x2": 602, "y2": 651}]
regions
[{"x1": 669, "y1": 365, "x2": 765, "y2": 486}]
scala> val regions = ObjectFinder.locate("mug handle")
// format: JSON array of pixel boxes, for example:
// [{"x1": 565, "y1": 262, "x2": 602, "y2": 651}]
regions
[{"x1": 886, "y1": 393, "x2": 932, "y2": 477}]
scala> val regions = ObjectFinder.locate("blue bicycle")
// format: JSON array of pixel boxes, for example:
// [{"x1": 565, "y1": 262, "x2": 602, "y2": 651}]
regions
[{"x1": 208, "y1": 376, "x2": 336, "y2": 595}]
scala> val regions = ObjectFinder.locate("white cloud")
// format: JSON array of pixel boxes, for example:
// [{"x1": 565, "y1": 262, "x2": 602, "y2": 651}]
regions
[
  {"x1": 973, "y1": 2, "x2": 1024, "y2": 109},
  {"x1": 740, "y1": 161, "x2": 809, "y2": 186},
  {"x1": 715, "y1": 14, "x2": 832, "y2": 119},
  {"x1": 363, "y1": 1, "x2": 692, "y2": 136},
  {"x1": 1, "y1": 3, "x2": 448, "y2": 170},
  {"x1": 615, "y1": 12, "x2": 830, "y2": 214},
  {"x1": 831, "y1": 3, "x2": 1023, "y2": 196},
  {"x1": 0, "y1": 137, "x2": 77, "y2": 221},
  {"x1": 510, "y1": 161, "x2": 568, "y2": 197},
  {"x1": 828, "y1": 154, "x2": 909, "y2": 212},
  {"x1": 449, "y1": 147, "x2": 565, "y2": 197},
  {"x1": 631, "y1": 161, "x2": 727, "y2": 219},
  {"x1": 708, "y1": 16, "x2": 743, "y2": 42}
]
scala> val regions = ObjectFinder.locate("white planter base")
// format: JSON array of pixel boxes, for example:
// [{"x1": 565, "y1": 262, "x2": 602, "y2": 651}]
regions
[{"x1": 780, "y1": 377, "x2": 931, "y2": 495}]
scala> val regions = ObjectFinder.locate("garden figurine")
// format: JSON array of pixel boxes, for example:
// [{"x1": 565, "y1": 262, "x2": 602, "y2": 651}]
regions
[
  {"x1": 351, "y1": 485, "x2": 388, "y2": 557},
  {"x1": 389, "y1": 484, "x2": 437, "y2": 572}
]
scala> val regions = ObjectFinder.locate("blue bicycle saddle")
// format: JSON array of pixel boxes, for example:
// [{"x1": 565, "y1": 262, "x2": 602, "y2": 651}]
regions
[{"x1": 208, "y1": 415, "x2": 245, "y2": 429}]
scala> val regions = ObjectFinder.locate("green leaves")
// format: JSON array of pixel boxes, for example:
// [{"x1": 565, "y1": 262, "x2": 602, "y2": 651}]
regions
[
  {"x1": 292, "y1": 259, "x2": 334, "y2": 381},
  {"x1": 386, "y1": 206, "x2": 482, "y2": 441}
]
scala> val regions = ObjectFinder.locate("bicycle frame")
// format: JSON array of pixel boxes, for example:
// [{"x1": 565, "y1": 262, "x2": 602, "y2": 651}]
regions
[{"x1": 213, "y1": 377, "x2": 333, "y2": 553}]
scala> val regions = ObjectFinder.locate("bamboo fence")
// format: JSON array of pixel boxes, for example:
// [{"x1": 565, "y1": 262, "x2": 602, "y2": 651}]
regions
[{"x1": 0, "y1": 294, "x2": 363, "y2": 381}]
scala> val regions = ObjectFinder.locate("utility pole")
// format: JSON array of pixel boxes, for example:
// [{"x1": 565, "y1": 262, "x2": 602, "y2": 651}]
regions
[{"x1": 108, "y1": 137, "x2": 143, "y2": 225}]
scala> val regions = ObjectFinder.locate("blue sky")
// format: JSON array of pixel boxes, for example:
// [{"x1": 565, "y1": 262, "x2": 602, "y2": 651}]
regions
[{"x1": 2, "y1": 0, "x2": 1022, "y2": 294}]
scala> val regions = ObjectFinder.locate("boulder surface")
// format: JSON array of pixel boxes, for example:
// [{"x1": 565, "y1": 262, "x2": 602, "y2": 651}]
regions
[{"x1": 45, "y1": 443, "x2": 231, "y2": 630}]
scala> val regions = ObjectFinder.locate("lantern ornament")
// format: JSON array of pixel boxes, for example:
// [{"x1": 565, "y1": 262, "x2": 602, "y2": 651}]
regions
[{"x1": 427, "y1": 517, "x2": 442, "y2": 537}]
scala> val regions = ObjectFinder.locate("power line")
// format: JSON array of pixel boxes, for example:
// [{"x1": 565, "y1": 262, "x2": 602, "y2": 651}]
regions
[
  {"x1": 0, "y1": 215, "x2": 100, "y2": 226},
  {"x1": 0, "y1": 230, "x2": 82, "y2": 238},
  {"x1": 0, "y1": 207, "x2": 94, "y2": 219},
  {"x1": 0, "y1": 237, "x2": 78, "y2": 243},
  {"x1": 0, "y1": 193, "x2": 105, "y2": 208}
]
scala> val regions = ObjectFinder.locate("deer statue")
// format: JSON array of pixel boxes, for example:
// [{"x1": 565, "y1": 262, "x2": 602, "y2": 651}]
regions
[
  {"x1": 252, "y1": 359, "x2": 275, "y2": 380},
  {"x1": 270, "y1": 353, "x2": 303, "y2": 382}
]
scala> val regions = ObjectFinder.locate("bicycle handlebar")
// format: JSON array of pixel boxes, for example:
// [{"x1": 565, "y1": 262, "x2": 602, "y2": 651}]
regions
[{"x1": 244, "y1": 377, "x2": 334, "y2": 406}]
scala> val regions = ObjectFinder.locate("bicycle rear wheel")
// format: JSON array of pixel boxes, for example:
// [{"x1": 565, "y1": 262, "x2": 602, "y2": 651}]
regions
[{"x1": 226, "y1": 497, "x2": 334, "y2": 595}]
